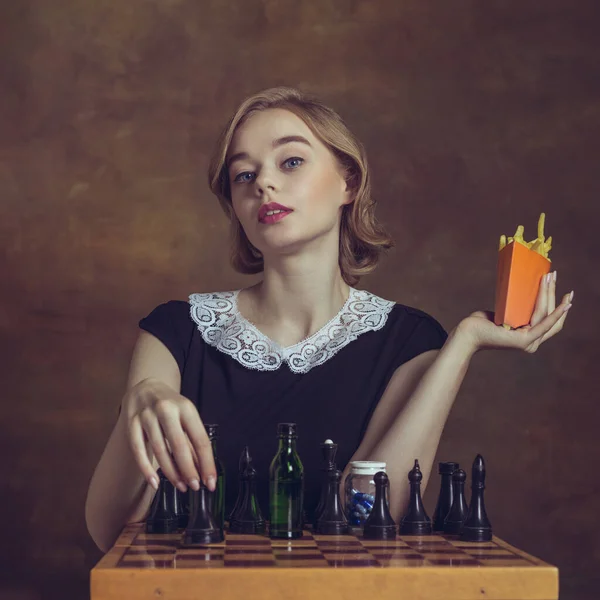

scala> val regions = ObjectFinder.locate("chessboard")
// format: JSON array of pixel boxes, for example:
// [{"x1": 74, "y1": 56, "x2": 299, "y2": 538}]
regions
[{"x1": 91, "y1": 523, "x2": 558, "y2": 600}]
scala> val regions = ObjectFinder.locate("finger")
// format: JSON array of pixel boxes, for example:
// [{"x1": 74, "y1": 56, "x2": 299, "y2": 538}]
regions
[
  {"x1": 159, "y1": 412, "x2": 202, "y2": 491},
  {"x1": 547, "y1": 271, "x2": 556, "y2": 315},
  {"x1": 525, "y1": 291, "x2": 572, "y2": 344},
  {"x1": 538, "y1": 309, "x2": 568, "y2": 345},
  {"x1": 530, "y1": 272, "x2": 550, "y2": 327},
  {"x1": 539, "y1": 291, "x2": 571, "y2": 344},
  {"x1": 140, "y1": 408, "x2": 188, "y2": 492},
  {"x1": 180, "y1": 403, "x2": 217, "y2": 491},
  {"x1": 128, "y1": 414, "x2": 159, "y2": 490}
]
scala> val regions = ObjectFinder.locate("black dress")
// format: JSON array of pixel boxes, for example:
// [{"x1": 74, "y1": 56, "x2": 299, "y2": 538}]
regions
[{"x1": 139, "y1": 287, "x2": 447, "y2": 521}]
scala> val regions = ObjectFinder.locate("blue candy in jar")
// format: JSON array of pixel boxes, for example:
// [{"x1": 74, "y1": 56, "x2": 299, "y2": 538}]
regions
[{"x1": 343, "y1": 461, "x2": 387, "y2": 528}]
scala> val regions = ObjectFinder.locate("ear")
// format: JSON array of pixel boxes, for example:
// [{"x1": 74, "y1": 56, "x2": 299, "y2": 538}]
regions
[{"x1": 340, "y1": 179, "x2": 355, "y2": 206}]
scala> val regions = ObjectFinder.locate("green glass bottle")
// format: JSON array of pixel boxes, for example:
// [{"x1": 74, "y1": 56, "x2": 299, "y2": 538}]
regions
[
  {"x1": 206, "y1": 424, "x2": 225, "y2": 529},
  {"x1": 269, "y1": 422, "x2": 304, "y2": 539}
]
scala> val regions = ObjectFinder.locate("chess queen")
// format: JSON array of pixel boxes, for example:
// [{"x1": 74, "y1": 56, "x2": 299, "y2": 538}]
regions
[{"x1": 85, "y1": 87, "x2": 574, "y2": 553}]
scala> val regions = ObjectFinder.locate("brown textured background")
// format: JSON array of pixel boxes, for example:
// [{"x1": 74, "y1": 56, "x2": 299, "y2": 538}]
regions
[{"x1": 1, "y1": 1, "x2": 599, "y2": 599}]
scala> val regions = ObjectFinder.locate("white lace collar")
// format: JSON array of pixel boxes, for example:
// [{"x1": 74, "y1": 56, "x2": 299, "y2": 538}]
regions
[{"x1": 188, "y1": 288, "x2": 395, "y2": 374}]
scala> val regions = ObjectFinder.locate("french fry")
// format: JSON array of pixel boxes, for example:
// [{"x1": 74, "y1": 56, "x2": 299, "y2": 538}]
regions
[
  {"x1": 498, "y1": 213, "x2": 552, "y2": 260},
  {"x1": 494, "y1": 213, "x2": 553, "y2": 329}
]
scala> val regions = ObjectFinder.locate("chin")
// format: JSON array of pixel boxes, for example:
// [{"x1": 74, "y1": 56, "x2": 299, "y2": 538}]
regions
[
  {"x1": 253, "y1": 231, "x2": 306, "y2": 256},
  {"x1": 255, "y1": 229, "x2": 337, "y2": 260}
]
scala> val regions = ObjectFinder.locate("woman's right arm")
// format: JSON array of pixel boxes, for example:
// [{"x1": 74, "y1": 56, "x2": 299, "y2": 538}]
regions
[{"x1": 84, "y1": 331, "x2": 216, "y2": 553}]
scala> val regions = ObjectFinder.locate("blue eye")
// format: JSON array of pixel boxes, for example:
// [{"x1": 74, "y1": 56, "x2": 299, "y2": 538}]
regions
[
  {"x1": 232, "y1": 157, "x2": 304, "y2": 184},
  {"x1": 284, "y1": 157, "x2": 304, "y2": 169},
  {"x1": 233, "y1": 171, "x2": 255, "y2": 184}
]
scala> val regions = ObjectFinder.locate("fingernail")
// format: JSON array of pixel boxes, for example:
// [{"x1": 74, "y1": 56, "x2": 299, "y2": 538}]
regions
[
  {"x1": 176, "y1": 481, "x2": 188, "y2": 493},
  {"x1": 207, "y1": 475, "x2": 216, "y2": 492},
  {"x1": 563, "y1": 303, "x2": 572, "y2": 312},
  {"x1": 569, "y1": 290, "x2": 574, "y2": 302},
  {"x1": 553, "y1": 271, "x2": 557, "y2": 282},
  {"x1": 189, "y1": 479, "x2": 200, "y2": 491},
  {"x1": 149, "y1": 476, "x2": 158, "y2": 491}
]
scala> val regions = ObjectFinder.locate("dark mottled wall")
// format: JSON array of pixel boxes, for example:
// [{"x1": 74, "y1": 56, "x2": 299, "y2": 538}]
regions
[{"x1": 1, "y1": 1, "x2": 599, "y2": 598}]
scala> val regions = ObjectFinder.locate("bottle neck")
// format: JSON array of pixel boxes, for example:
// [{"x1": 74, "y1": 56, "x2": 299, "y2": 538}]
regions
[{"x1": 277, "y1": 436, "x2": 297, "y2": 453}]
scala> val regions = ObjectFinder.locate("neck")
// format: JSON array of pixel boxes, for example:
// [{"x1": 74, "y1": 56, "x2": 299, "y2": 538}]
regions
[{"x1": 240, "y1": 237, "x2": 351, "y2": 347}]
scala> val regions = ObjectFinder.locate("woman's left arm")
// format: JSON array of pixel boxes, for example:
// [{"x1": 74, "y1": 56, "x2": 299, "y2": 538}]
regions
[{"x1": 345, "y1": 272, "x2": 573, "y2": 523}]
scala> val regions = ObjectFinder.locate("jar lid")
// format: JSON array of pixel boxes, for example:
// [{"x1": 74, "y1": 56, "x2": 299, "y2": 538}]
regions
[{"x1": 350, "y1": 460, "x2": 387, "y2": 475}]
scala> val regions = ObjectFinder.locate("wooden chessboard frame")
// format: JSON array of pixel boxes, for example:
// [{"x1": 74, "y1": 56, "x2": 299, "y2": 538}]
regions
[{"x1": 91, "y1": 523, "x2": 558, "y2": 600}]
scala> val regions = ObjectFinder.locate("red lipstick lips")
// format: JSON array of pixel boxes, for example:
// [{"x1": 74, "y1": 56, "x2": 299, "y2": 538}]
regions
[{"x1": 258, "y1": 202, "x2": 293, "y2": 224}]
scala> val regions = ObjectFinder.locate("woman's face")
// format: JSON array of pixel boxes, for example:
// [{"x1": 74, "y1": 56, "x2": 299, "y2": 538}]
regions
[{"x1": 227, "y1": 108, "x2": 352, "y2": 258}]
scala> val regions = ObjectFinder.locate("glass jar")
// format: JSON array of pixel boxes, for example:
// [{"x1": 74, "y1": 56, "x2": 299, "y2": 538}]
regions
[{"x1": 344, "y1": 461, "x2": 387, "y2": 528}]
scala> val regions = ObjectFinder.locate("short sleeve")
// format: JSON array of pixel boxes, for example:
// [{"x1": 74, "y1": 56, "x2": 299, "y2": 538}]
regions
[
  {"x1": 388, "y1": 306, "x2": 448, "y2": 370},
  {"x1": 403, "y1": 312, "x2": 448, "y2": 361},
  {"x1": 138, "y1": 300, "x2": 194, "y2": 374}
]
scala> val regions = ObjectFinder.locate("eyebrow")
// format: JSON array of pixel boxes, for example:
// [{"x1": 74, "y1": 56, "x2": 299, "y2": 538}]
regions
[{"x1": 227, "y1": 135, "x2": 313, "y2": 169}]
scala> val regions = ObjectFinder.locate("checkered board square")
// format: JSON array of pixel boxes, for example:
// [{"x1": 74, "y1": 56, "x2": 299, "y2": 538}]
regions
[{"x1": 115, "y1": 526, "x2": 544, "y2": 570}]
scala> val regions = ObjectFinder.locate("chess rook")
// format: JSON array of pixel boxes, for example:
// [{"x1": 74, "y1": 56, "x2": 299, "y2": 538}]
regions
[
  {"x1": 363, "y1": 471, "x2": 396, "y2": 540},
  {"x1": 432, "y1": 461, "x2": 459, "y2": 532},
  {"x1": 444, "y1": 468, "x2": 468, "y2": 535},
  {"x1": 399, "y1": 459, "x2": 432, "y2": 536},
  {"x1": 460, "y1": 454, "x2": 492, "y2": 542}
]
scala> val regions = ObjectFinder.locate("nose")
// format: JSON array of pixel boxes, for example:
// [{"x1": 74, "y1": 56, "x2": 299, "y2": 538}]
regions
[{"x1": 254, "y1": 168, "x2": 277, "y2": 196}]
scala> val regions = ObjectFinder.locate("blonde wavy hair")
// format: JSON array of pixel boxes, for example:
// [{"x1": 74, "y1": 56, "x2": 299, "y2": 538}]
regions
[{"x1": 207, "y1": 86, "x2": 393, "y2": 286}]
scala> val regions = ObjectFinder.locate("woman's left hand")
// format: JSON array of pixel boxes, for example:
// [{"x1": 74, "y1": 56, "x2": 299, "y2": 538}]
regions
[{"x1": 456, "y1": 271, "x2": 573, "y2": 354}]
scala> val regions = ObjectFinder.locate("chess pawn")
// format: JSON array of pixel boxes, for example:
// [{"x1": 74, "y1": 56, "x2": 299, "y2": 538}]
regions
[
  {"x1": 229, "y1": 446, "x2": 253, "y2": 524},
  {"x1": 399, "y1": 460, "x2": 432, "y2": 535},
  {"x1": 183, "y1": 479, "x2": 224, "y2": 545},
  {"x1": 363, "y1": 471, "x2": 396, "y2": 540},
  {"x1": 432, "y1": 462, "x2": 459, "y2": 532},
  {"x1": 146, "y1": 469, "x2": 179, "y2": 534},
  {"x1": 315, "y1": 469, "x2": 348, "y2": 535},
  {"x1": 229, "y1": 464, "x2": 266, "y2": 535},
  {"x1": 461, "y1": 454, "x2": 492, "y2": 542},
  {"x1": 444, "y1": 469, "x2": 468, "y2": 535},
  {"x1": 313, "y1": 439, "x2": 338, "y2": 526}
]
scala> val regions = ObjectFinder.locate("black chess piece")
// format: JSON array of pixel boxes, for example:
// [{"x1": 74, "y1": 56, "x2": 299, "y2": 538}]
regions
[
  {"x1": 460, "y1": 454, "x2": 492, "y2": 542},
  {"x1": 229, "y1": 462, "x2": 266, "y2": 535},
  {"x1": 363, "y1": 471, "x2": 397, "y2": 540},
  {"x1": 146, "y1": 469, "x2": 179, "y2": 533},
  {"x1": 229, "y1": 446, "x2": 253, "y2": 523},
  {"x1": 177, "y1": 489, "x2": 190, "y2": 529},
  {"x1": 183, "y1": 479, "x2": 224, "y2": 545},
  {"x1": 432, "y1": 462, "x2": 459, "y2": 532},
  {"x1": 444, "y1": 468, "x2": 469, "y2": 535},
  {"x1": 313, "y1": 439, "x2": 338, "y2": 526},
  {"x1": 315, "y1": 469, "x2": 348, "y2": 535},
  {"x1": 399, "y1": 460, "x2": 432, "y2": 535}
]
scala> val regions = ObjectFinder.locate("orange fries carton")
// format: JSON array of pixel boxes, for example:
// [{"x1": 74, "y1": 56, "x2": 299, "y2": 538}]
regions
[{"x1": 494, "y1": 213, "x2": 552, "y2": 329}]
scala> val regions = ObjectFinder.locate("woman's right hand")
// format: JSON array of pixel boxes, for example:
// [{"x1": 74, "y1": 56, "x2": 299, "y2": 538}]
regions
[{"x1": 122, "y1": 377, "x2": 216, "y2": 493}]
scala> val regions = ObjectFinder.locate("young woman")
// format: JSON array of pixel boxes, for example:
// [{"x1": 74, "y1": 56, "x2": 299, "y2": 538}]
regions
[{"x1": 85, "y1": 87, "x2": 573, "y2": 552}]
